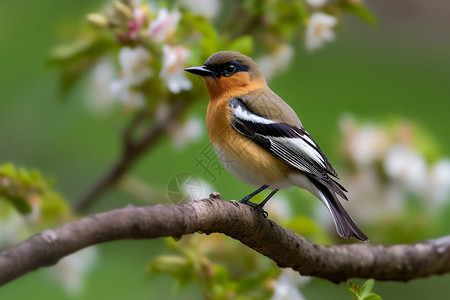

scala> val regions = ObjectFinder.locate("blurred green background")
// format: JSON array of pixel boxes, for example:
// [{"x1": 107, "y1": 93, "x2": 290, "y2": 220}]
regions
[{"x1": 0, "y1": 0, "x2": 449, "y2": 299}]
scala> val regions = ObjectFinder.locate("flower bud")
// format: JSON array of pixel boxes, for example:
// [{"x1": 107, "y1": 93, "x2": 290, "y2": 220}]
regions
[
  {"x1": 113, "y1": 1, "x2": 132, "y2": 19},
  {"x1": 86, "y1": 14, "x2": 109, "y2": 28}
]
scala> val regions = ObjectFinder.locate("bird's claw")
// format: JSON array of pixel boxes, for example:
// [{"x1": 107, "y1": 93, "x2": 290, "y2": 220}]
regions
[
  {"x1": 255, "y1": 206, "x2": 268, "y2": 218},
  {"x1": 239, "y1": 199, "x2": 269, "y2": 218}
]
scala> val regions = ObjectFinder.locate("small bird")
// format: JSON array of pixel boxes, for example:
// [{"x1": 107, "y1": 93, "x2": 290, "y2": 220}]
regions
[{"x1": 185, "y1": 51, "x2": 368, "y2": 241}]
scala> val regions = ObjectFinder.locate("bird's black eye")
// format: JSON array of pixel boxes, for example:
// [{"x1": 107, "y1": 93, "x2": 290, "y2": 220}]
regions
[{"x1": 225, "y1": 64, "x2": 237, "y2": 75}]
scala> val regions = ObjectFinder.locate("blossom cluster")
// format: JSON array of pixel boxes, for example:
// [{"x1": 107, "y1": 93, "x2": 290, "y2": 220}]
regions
[
  {"x1": 84, "y1": 0, "x2": 366, "y2": 113},
  {"x1": 81, "y1": 0, "x2": 365, "y2": 153},
  {"x1": 89, "y1": 4, "x2": 193, "y2": 110},
  {"x1": 314, "y1": 115, "x2": 450, "y2": 242}
]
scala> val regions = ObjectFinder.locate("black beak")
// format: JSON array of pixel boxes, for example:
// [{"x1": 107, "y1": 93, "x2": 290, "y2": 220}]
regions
[{"x1": 184, "y1": 66, "x2": 213, "y2": 77}]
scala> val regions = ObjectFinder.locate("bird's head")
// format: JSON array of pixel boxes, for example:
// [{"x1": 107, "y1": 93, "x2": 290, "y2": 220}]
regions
[{"x1": 185, "y1": 51, "x2": 266, "y2": 99}]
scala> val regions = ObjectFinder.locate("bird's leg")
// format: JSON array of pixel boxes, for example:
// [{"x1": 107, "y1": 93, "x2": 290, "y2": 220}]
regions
[
  {"x1": 239, "y1": 185, "x2": 269, "y2": 204},
  {"x1": 239, "y1": 185, "x2": 279, "y2": 218},
  {"x1": 254, "y1": 189, "x2": 279, "y2": 218}
]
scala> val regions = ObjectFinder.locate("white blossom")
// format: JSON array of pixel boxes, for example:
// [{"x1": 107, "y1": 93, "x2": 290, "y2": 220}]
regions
[
  {"x1": 180, "y1": 0, "x2": 221, "y2": 18},
  {"x1": 305, "y1": 0, "x2": 327, "y2": 8},
  {"x1": 427, "y1": 160, "x2": 450, "y2": 205},
  {"x1": 118, "y1": 45, "x2": 152, "y2": 85},
  {"x1": 109, "y1": 79, "x2": 146, "y2": 109},
  {"x1": 256, "y1": 44, "x2": 294, "y2": 82},
  {"x1": 160, "y1": 45, "x2": 192, "y2": 93},
  {"x1": 109, "y1": 46, "x2": 152, "y2": 109},
  {"x1": 334, "y1": 116, "x2": 407, "y2": 225},
  {"x1": 87, "y1": 58, "x2": 116, "y2": 114},
  {"x1": 147, "y1": 8, "x2": 181, "y2": 43},
  {"x1": 0, "y1": 214, "x2": 26, "y2": 247},
  {"x1": 271, "y1": 269, "x2": 309, "y2": 300},
  {"x1": 48, "y1": 247, "x2": 98, "y2": 295},
  {"x1": 305, "y1": 12, "x2": 337, "y2": 52},
  {"x1": 340, "y1": 115, "x2": 389, "y2": 168},
  {"x1": 0, "y1": 198, "x2": 42, "y2": 247},
  {"x1": 384, "y1": 145, "x2": 427, "y2": 193},
  {"x1": 331, "y1": 170, "x2": 406, "y2": 225},
  {"x1": 169, "y1": 117, "x2": 203, "y2": 149}
]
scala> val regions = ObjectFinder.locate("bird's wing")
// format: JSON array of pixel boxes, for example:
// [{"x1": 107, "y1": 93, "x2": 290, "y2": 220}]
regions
[{"x1": 229, "y1": 97, "x2": 348, "y2": 199}]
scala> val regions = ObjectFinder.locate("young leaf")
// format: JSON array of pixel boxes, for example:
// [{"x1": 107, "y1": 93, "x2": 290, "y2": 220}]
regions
[
  {"x1": 48, "y1": 37, "x2": 115, "y2": 96},
  {"x1": 348, "y1": 281, "x2": 360, "y2": 299},
  {"x1": 362, "y1": 293, "x2": 382, "y2": 300},
  {"x1": 339, "y1": 1, "x2": 377, "y2": 26},
  {"x1": 0, "y1": 164, "x2": 69, "y2": 217},
  {"x1": 359, "y1": 279, "x2": 374, "y2": 298}
]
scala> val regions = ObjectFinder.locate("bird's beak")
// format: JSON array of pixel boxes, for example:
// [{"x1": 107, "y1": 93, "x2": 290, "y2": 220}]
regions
[{"x1": 184, "y1": 66, "x2": 213, "y2": 77}]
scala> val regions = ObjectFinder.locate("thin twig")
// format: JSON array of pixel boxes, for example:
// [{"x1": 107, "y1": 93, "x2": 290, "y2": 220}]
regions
[{"x1": 72, "y1": 100, "x2": 188, "y2": 213}]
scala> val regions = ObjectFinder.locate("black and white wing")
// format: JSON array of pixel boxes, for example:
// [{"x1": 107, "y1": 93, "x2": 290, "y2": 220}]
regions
[
  {"x1": 229, "y1": 97, "x2": 347, "y2": 199},
  {"x1": 230, "y1": 97, "x2": 369, "y2": 241}
]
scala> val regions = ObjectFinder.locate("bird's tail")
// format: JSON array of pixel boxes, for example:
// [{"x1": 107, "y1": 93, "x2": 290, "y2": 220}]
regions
[{"x1": 311, "y1": 179, "x2": 369, "y2": 242}]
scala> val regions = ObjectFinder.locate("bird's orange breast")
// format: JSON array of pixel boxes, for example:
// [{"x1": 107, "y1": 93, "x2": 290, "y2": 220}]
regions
[{"x1": 206, "y1": 94, "x2": 292, "y2": 185}]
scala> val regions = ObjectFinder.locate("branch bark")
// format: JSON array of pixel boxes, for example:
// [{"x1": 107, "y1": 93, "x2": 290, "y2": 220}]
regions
[{"x1": 1, "y1": 193, "x2": 449, "y2": 286}]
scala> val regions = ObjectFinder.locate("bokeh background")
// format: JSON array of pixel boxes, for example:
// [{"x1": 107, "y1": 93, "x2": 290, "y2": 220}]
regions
[{"x1": 0, "y1": 0, "x2": 449, "y2": 299}]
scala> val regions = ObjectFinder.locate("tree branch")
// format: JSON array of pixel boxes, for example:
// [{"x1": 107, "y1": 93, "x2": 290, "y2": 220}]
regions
[
  {"x1": 2, "y1": 193, "x2": 450, "y2": 285},
  {"x1": 72, "y1": 100, "x2": 189, "y2": 213}
]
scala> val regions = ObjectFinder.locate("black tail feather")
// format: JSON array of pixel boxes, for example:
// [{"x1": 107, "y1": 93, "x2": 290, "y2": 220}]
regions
[{"x1": 310, "y1": 178, "x2": 368, "y2": 242}]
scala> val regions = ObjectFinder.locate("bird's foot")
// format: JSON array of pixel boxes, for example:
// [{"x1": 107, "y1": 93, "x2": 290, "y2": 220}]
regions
[
  {"x1": 255, "y1": 205, "x2": 269, "y2": 218},
  {"x1": 239, "y1": 199, "x2": 269, "y2": 218}
]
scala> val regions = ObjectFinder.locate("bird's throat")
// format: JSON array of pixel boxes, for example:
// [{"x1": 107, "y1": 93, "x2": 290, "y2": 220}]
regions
[{"x1": 204, "y1": 73, "x2": 265, "y2": 100}]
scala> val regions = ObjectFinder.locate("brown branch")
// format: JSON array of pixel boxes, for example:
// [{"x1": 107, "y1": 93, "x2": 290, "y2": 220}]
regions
[
  {"x1": 2, "y1": 194, "x2": 450, "y2": 286},
  {"x1": 72, "y1": 100, "x2": 188, "y2": 213}
]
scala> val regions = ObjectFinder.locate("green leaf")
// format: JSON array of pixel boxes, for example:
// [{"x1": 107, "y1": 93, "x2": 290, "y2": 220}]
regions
[
  {"x1": 212, "y1": 264, "x2": 230, "y2": 286},
  {"x1": 339, "y1": 1, "x2": 377, "y2": 26},
  {"x1": 235, "y1": 268, "x2": 276, "y2": 293},
  {"x1": 0, "y1": 163, "x2": 16, "y2": 177},
  {"x1": 0, "y1": 163, "x2": 69, "y2": 217},
  {"x1": 41, "y1": 192, "x2": 70, "y2": 220},
  {"x1": 48, "y1": 37, "x2": 115, "y2": 95},
  {"x1": 148, "y1": 254, "x2": 195, "y2": 287},
  {"x1": 48, "y1": 36, "x2": 114, "y2": 65},
  {"x1": 296, "y1": 0, "x2": 308, "y2": 20},
  {"x1": 59, "y1": 58, "x2": 97, "y2": 96},
  {"x1": 6, "y1": 195, "x2": 32, "y2": 214},
  {"x1": 348, "y1": 280, "x2": 382, "y2": 300},
  {"x1": 348, "y1": 281, "x2": 359, "y2": 299},
  {"x1": 362, "y1": 293, "x2": 382, "y2": 300},
  {"x1": 359, "y1": 279, "x2": 374, "y2": 298},
  {"x1": 182, "y1": 13, "x2": 219, "y2": 56}
]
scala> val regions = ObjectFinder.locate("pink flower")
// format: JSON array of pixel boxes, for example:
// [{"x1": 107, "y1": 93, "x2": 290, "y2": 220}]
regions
[
  {"x1": 147, "y1": 8, "x2": 181, "y2": 43},
  {"x1": 128, "y1": 7, "x2": 147, "y2": 39}
]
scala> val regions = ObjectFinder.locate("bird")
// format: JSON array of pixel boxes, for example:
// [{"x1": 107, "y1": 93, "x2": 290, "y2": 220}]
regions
[{"x1": 185, "y1": 51, "x2": 368, "y2": 241}]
